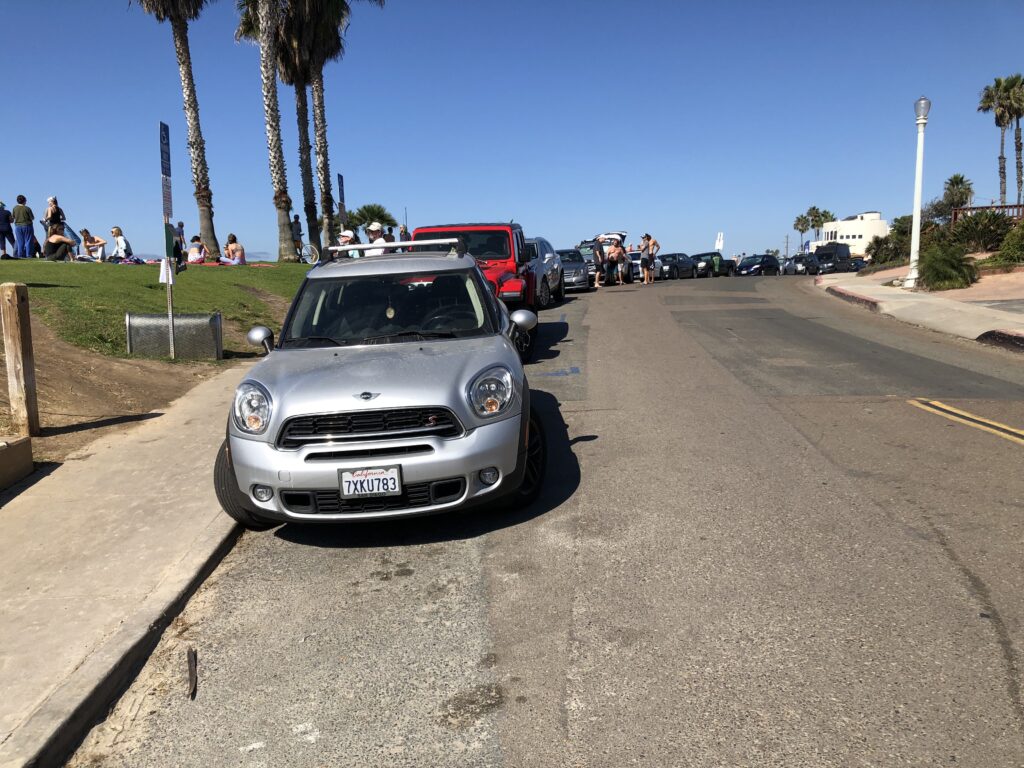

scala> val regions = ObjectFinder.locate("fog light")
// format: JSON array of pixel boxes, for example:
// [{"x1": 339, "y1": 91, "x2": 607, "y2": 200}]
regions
[
  {"x1": 478, "y1": 467, "x2": 499, "y2": 486},
  {"x1": 252, "y1": 485, "x2": 274, "y2": 502}
]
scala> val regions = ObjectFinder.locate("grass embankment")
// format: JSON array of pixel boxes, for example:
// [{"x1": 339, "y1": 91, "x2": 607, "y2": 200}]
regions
[{"x1": 0, "y1": 261, "x2": 308, "y2": 357}]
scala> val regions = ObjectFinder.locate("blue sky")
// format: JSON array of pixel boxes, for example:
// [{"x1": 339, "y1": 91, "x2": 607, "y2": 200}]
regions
[{"x1": 4, "y1": 0, "x2": 1024, "y2": 258}]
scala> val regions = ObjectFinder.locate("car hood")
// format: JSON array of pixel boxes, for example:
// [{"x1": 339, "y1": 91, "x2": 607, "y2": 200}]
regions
[{"x1": 236, "y1": 335, "x2": 523, "y2": 441}]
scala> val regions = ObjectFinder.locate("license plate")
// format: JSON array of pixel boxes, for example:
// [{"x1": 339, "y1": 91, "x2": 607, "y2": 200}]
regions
[{"x1": 340, "y1": 466, "x2": 402, "y2": 498}]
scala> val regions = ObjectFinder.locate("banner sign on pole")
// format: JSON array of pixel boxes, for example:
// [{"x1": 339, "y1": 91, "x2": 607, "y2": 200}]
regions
[
  {"x1": 337, "y1": 173, "x2": 345, "y2": 211},
  {"x1": 161, "y1": 176, "x2": 173, "y2": 220},
  {"x1": 160, "y1": 122, "x2": 171, "y2": 177}
]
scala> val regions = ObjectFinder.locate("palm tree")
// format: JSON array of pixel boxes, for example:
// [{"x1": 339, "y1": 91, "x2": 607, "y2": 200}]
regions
[
  {"x1": 806, "y1": 206, "x2": 823, "y2": 240},
  {"x1": 345, "y1": 203, "x2": 398, "y2": 231},
  {"x1": 136, "y1": 0, "x2": 221, "y2": 257},
  {"x1": 979, "y1": 77, "x2": 1012, "y2": 205},
  {"x1": 1005, "y1": 74, "x2": 1024, "y2": 205},
  {"x1": 943, "y1": 173, "x2": 974, "y2": 209},
  {"x1": 793, "y1": 214, "x2": 810, "y2": 251},
  {"x1": 307, "y1": 1, "x2": 385, "y2": 249},
  {"x1": 237, "y1": 0, "x2": 294, "y2": 261},
  {"x1": 820, "y1": 210, "x2": 836, "y2": 240},
  {"x1": 238, "y1": 0, "x2": 321, "y2": 257}
]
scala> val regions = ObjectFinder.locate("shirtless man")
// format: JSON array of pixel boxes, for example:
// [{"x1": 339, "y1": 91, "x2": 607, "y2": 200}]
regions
[{"x1": 640, "y1": 233, "x2": 661, "y2": 284}]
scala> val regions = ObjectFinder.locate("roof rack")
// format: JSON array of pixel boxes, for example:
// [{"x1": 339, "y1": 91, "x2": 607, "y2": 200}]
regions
[{"x1": 326, "y1": 238, "x2": 458, "y2": 253}]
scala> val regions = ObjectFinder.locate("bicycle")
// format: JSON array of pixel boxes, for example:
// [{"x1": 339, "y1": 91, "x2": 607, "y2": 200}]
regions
[{"x1": 296, "y1": 242, "x2": 319, "y2": 265}]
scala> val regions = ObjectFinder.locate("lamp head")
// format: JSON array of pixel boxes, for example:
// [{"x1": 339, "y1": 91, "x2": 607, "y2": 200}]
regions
[{"x1": 915, "y1": 96, "x2": 931, "y2": 120}]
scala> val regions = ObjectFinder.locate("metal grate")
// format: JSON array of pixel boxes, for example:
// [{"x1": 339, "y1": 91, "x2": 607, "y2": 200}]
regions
[
  {"x1": 278, "y1": 407, "x2": 463, "y2": 449},
  {"x1": 125, "y1": 312, "x2": 223, "y2": 360}
]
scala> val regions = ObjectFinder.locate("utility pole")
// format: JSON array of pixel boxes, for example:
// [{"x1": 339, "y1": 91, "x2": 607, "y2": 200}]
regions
[{"x1": 785, "y1": 234, "x2": 789, "y2": 258}]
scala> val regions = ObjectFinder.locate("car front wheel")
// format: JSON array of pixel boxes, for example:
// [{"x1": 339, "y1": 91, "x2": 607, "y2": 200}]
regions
[
  {"x1": 214, "y1": 441, "x2": 277, "y2": 531},
  {"x1": 507, "y1": 407, "x2": 546, "y2": 507},
  {"x1": 536, "y1": 278, "x2": 551, "y2": 309}
]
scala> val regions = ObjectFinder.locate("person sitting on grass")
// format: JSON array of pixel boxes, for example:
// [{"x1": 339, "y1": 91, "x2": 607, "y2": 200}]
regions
[
  {"x1": 186, "y1": 235, "x2": 208, "y2": 264},
  {"x1": 79, "y1": 229, "x2": 106, "y2": 261},
  {"x1": 42, "y1": 224, "x2": 76, "y2": 261},
  {"x1": 219, "y1": 233, "x2": 246, "y2": 265}
]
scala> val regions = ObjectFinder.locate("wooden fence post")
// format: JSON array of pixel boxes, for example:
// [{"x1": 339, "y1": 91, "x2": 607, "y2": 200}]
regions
[{"x1": 1, "y1": 283, "x2": 40, "y2": 436}]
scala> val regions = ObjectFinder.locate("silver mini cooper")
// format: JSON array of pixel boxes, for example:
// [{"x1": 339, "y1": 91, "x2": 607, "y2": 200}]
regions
[{"x1": 214, "y1": 245, "x2": 546, "y2": 529}]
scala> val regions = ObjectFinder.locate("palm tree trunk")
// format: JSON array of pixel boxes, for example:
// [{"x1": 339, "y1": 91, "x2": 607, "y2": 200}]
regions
[
  {"x1": 1016, "y1": 118, "x2": 1022, "y2": 206},
  {"x1": 293, "y1": 82, "x2": 321, "y2": 256},
  {"x1": 170, "y1": 15, "x2": 220, "y2": 257},
  {"x1": 256, "y1": 0, "x2": 295, "y2": 262},
  {"x1": 999, "y1": 126, "x2": 1007, "y2": 206},
  {"x1": 310, "y1": 69, "x2": 335, "y2": 249}
]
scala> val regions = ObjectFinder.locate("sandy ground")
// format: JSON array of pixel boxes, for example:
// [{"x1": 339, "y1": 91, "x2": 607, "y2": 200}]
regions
[{"x1": 857, "y1": 264, "x2": 1024, "y2": 301}]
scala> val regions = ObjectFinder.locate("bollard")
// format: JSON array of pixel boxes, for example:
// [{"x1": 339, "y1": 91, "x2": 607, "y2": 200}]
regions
[{"x1": 1, "y1": 283, "x2": 40, "y2": 436}]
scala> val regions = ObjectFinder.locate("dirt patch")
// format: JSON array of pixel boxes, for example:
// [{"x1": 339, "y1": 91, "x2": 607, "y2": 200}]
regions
[
  {"x1": 0, "y1": 316, "x2": 224, "y2": 465},
  {"x1": 222, "y1": 286, "x2": 293, "y2": 353}
]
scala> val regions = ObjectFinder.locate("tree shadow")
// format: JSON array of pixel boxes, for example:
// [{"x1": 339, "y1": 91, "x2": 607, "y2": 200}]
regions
[
  {"x1": 39, "y1": 412, "x2": 163, "y2": 437},
  {"x1": 273, "y1": 390, "x2": 581, "y2": 548}
]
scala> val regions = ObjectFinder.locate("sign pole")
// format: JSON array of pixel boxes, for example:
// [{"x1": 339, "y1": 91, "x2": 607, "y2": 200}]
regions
[{"x1": 159, "y1": 122, "x2": 176, "y2": 359}]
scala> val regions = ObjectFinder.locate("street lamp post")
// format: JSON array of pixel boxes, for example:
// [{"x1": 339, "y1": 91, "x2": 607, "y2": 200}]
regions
[{"x1": 904, "y1": 95, "x2": 931, "y2": 289}]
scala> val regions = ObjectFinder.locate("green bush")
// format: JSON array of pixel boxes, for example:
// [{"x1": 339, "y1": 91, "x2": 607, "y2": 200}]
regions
[
  {"x1": 952, "y1": 210, "x2": 1013, "y2": 252},
  {"x1": 995, "y1": 221, "x2": 1024, "y2": 263},
  {"x1": 918, "y1": 242, "x2": 978, "y2": 290}
]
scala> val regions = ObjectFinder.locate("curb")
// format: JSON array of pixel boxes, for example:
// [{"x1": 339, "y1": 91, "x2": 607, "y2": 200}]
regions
[
  {"x1": 976, "y1": 328, "x2": 1024, "y2": 353},
  {"x1": 825, "y1": 285, "x2": 881, "y2": 312},
  {"x1": 1, "y1": 520, "x2": 240, "y2": 768}
]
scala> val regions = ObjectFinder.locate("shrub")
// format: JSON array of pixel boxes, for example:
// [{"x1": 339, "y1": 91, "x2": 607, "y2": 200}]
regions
[
  {"x1": 952, "y1": 210, "x2": 1013, "y2": 252},
  {"x1": 918, "y1": 242, "x2": 978, "y2": 290},
  {"x1": 995, "y1": 221, "x2": 1024, "y2": 263}
]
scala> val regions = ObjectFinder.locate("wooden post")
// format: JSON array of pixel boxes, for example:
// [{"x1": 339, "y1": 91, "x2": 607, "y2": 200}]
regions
[{"x1": 1, "y1": 283, "x2": 40, "y2": 436}]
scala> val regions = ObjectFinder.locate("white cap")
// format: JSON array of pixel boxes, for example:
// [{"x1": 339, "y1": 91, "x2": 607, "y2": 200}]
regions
[
  {"x1": 340, "y1": 229, "x2": 354, "y2": 239},
  {"x1": 367, "y1": 221, "x2": 383, "y2": 232},
  {"x1": 47, "y1": 196, "x2": 56, "y2": 203}
]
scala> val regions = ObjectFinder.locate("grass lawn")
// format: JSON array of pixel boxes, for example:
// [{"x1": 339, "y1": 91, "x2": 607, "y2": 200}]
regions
[{"x1": 0, "y1": 260, "x2": 309, "y2": 357}]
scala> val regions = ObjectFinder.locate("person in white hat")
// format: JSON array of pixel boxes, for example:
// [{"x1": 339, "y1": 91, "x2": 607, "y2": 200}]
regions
[{"x1": 365, "y1": 221, "x2": 387, "y2": 256}]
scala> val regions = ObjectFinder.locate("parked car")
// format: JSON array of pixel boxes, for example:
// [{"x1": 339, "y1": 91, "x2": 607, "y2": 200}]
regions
[
  {"x1": 782, "y1": 254, "x2": 820, "y2": 275},
  {"x1": 214, "y1": 246, "x2": 547, "y2": 529},
  {"x1": 736, "y1": 253, "x2": 781, "y2": 276},
  {"x1": 524, "y1": 237, "x2": 565, "y2": 307},
  {"x1": 628, "y1": 250, "x2": 662, "y2": 282},
  {"x1": 690, "y1": 251, "x2": 735, "y2": 277},
  {"x1": 557, "y1": 248, "x2": 592, "y2": 291},
  {"x1": 659, "y1": 252, "x2": 696, "y2": 279},
  {"x1": 558, "y1": 248, "x2": 594, "y2": 284},
  {"x1": 814, "y1": 242, "x2": 853, "y2": 274},
  {"x1": 850, "y1": 257, "x2": 867, "y2": 272}
]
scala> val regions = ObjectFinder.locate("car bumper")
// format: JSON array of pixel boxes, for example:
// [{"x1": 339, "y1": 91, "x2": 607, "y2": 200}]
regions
[
  {"x1": 564, "y1": 272, "x2": 590, "y2": 290},
  {"x1": 228, "y1": 411, "x2": 526, "y2": 522}
]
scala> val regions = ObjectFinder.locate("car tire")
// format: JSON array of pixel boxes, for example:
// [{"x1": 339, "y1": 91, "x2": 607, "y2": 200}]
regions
[
  {"x1": 669, "y1": 267, "x2": 677, "y2": 280},
  {"x1": 515, "y1": 325, "x2": 537, "y2": 363},
  {"x1": 537, "y1": 278, "x2": 551, "y2": 309},
  {"x1": 554, "y1": 274, "x2": 565, "y2": 302},
  {"x1": 506, "y1": 407, "x2": 547, "y2": 508},
  {"x1": 214, "y1": 440, "x2": 277, "y2": 531},
  {"x1": 691, "y1": 268, "x2": 697, "y2": 279}
]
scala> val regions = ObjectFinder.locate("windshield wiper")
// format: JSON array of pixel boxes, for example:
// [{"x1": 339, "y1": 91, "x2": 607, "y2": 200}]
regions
[
  {"x1": 361, "y1": 330, "x2": 457, "y2": 343},
  {"x1": 288, "y1": 335, "x2": 347, "y2": 347}
]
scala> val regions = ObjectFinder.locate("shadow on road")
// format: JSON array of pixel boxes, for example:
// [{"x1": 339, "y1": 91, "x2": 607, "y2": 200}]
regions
[
  {"x1": 274, "y1": 390, "x2": 581, "y2": 548},
  {"x1": 532, "y1": 321, "x2": 568, "y2": 363},
  {"x1": 39, "y1": 412, "x2": 163, "y2": 437}
]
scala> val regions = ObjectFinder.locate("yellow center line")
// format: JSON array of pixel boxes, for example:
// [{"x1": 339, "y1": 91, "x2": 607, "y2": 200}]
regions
[{"x1": 907, "y1": 398, "x2": 1024, "y2": 447}]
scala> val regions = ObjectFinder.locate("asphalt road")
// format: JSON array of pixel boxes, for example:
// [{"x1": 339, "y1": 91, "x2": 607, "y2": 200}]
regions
[{"x1": 69, "y1": 275, "x2": 1024, "y2": 767}]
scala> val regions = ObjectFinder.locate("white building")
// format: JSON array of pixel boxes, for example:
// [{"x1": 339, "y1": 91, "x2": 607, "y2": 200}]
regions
[{"x1": 810, "y1": 211, "x2": 890, "y2": 256}]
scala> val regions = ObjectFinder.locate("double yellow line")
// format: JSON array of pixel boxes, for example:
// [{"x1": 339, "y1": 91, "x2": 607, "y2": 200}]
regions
[{"x1": 908, "y1": 399, "x2": 1024, "y2": 446}]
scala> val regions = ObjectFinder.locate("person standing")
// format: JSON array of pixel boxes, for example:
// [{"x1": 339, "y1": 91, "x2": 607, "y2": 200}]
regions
[
  {"x1": 43, "y1": 197, "x2": 65, "y2": 230},
  {"x1": 364, "y1": 222, "x2": 387, "y2": 256},
  {"x1": 383, "y1": 226, "x2": 396, "y2": 244},
  {"x1": 643, "y1": 233, "x2": 661, "y2": 284},
  {"x1": 591, "y1": 236, "x2": 606, "y2": 290},
  {"x1": 290, "y1": 214, "x2": 303, "y2": 254},
  {"x1": 12, "y1": 195, "x2": 34, "y2": 258},
  {"x1": 0, "y1": 202, "x2": 14, "y2": 258},
  {"x1": 639, "y1": 234, "x2": 651, "y2": 285},
  {"x1": 607, "y1": 237, "x2": 626, "y2": 286},
  {"x1": 175, "y1": 221, "x2": 186, "y2": 250}
]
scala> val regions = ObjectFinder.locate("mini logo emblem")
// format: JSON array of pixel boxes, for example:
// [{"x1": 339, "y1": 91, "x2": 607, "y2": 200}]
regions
[{"x1": 355, "y1": 392, "x2": 380, "y2": 401}]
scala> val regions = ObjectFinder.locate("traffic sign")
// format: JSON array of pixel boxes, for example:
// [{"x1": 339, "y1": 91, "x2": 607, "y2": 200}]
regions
[{"x1": 159, "y1": 122, "x2": 171, "y2": 177}]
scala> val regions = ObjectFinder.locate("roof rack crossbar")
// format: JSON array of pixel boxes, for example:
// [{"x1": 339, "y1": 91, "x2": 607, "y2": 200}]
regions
[{"x1": 326, "y1": 238, "x2": 458, "y2": 252}]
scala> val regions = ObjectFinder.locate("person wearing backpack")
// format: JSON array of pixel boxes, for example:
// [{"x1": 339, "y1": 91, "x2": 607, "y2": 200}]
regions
[{"x1": 109, "y1": 226, "x2": 132, "y2": 262}]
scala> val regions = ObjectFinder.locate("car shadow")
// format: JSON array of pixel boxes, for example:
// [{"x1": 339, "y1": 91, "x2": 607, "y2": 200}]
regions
[
  {"x1": 532, "y1": 321, "x2": 568, "y2": 363},
  {"x1": 273, "y1": 390, "x2": 581, "y2": 548}
]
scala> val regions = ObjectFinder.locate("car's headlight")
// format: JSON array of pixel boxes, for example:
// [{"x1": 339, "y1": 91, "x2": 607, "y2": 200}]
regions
[
  {"x1": 233, "y1": 381, "x2": 273, "y2": 434},
  {"x1": 468, "y1": 366, "x2": 515, "y2": 417}
]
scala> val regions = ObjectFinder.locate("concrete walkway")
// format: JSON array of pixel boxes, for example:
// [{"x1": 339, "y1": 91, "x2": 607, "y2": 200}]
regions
[
  {"x1": 0, "y1": 364, "x2": 249, "y2": 768},
  {"x1": 818, "y1": 274, "x2": 1024, "y2": 352}
]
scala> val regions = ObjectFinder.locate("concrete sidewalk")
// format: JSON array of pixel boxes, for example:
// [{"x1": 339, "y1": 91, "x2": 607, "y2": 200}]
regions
[
  {"x1": 0, "y1": 364, "x2": 249, "y2": 768},
  {"x1": 818, "y1": 273, "x2": 1024, "y2": 352}
]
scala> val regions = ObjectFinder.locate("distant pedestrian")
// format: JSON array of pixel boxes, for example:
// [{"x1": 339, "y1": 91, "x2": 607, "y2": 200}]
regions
[
  {"x1": 42, "y1": 196, "x2": 65, "y2": 230},
  {"x1": 592, "y1": 236, "x2": 606, "y2": 289},
  {"x1": 175, "y1": 221, "x2": 186, "y2": 250},
  {"x1": 79, "y1": 229, "x2": 106, "y2": 260},
  {"x1": 606, "y1": 237, "x2": 626, "y2": 285},
  {"x1": 639, "y1": 233, "x2": 661, "y2": 285},
  {"x1": 43, "y1": 224, "x2": 76, "y2": 261},
  {"x1": 219, "y1": 233, "x2": 247, "y2": 265},
  {"x1": 365, "y1": 222, "x2": 386, "y2": 256},
  {"x1": 0, "y1": 202, "x2": 14, "y2": 258},
  {"x1": 109, "y1": 226, "x2": 133, "y2": 261},
  {"x1": 186, "y1": 235, "x2": 208, "y2": 264},
  {"x1": 290, "y1": 214, "x2": 303, "y2": 253},
  {"x1": 383, "y1": 226, "x2": 396, "y2": 243},
  {"x1": 399, "y1": 224, "x2": 409, "y2": 241},
  {"x1": 12, "y1": 195, "x2": 34, "y2": 258}
]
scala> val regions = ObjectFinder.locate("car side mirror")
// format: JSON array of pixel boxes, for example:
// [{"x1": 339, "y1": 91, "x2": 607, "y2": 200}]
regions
[
  {"x1": 247, "y1": 325, "x2": 274, "y2": 354},
  {"x1": 510, "y1": 309, "x2": 538, "y2": 332}
]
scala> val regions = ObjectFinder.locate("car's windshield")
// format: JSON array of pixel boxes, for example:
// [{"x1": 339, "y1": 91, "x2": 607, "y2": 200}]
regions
[
  {"x1": 413, "y1": 230, "x2": 510, "y2": 260},
  {"x1": 692, "y1": 253, "x2": 715, "y2": 262},
  {"x1": 283, "y1": 269, "x2": 494, "y2": 347},
  {"x1": 662, "y1": 255, "x2": 676, "y2": 263},
  {"x1": 559, "y1": 250, "x2": 584, "y2": 263},
  {"x1": 739, "y1": 257, "x2": 761, "y2": 267}
]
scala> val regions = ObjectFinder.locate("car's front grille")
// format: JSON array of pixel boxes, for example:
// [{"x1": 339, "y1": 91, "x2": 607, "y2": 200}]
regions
[
  {"x1": 278, "y1": 407, "x2": 463, "y2": 449},
  {"x1": 280, "y1": 477, "x2": 466, "y2": 515}
]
